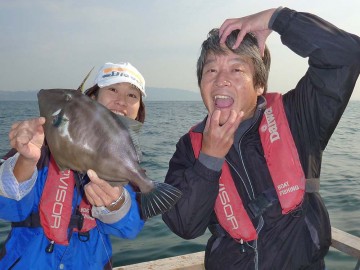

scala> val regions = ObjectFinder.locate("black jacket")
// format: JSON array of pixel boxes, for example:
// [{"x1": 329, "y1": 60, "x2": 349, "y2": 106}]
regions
[{"x1": 162, "y1": 8, "x2": 360, "y2": 270}]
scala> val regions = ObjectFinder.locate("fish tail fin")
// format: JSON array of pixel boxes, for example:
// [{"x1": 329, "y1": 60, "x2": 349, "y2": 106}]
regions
[{"x1": 140, "y1": 182, "x2": 182, "y2": 219}]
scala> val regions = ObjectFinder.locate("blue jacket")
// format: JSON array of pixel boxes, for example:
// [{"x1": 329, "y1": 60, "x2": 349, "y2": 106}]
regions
[{"x1": 0, "y1": 147, "x2": 144, "y2": 270}]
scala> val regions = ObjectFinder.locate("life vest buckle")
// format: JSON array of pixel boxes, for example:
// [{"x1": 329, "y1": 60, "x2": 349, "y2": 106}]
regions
[
  {"x1": 248, "y1": 189, "x2": 277, "y2": 218},
  {"x1": 238, "y1": 239, "x2": 246, "y2": 253},
  {"x1": 290, "y1": 205, "x2": 303, "y2": 218},
  {"x1": 78, "y1": 231, "x2": 90, "y2": 242},
  {"x1": 76, "y1": 211, "x2": 84, "y2": 231},
  {"x1": 67, "y1": 210, "x2": 85, "y2": 231}
]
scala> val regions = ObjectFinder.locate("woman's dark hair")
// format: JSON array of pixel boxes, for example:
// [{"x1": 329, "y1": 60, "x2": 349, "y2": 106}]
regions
[{"x1": 84, "y1": 85, "x2": 146, "y2": 123}]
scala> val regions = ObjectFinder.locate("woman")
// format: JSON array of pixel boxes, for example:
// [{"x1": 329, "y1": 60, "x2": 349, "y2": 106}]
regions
[{"x1": 0, "y1": 62, "x2": 146, "y2": 269}]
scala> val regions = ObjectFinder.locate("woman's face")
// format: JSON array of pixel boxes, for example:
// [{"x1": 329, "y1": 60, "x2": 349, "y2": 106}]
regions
[{"x1": 95, "y1": 82, "x2": 141, "y2": 120}]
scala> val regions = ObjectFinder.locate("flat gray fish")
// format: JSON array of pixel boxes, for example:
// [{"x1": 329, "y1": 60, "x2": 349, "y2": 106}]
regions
[{"x1": 37, "y1": 87, "x2": 182, "y2": 219}]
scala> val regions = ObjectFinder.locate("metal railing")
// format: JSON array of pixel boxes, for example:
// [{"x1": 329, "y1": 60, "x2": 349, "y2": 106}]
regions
[
  {"x1": 331, "y1": 227, "x2": 360, "y2": 270},
  {"x1": 115, "y1": 227, "x2": 360, "y2": 270}
]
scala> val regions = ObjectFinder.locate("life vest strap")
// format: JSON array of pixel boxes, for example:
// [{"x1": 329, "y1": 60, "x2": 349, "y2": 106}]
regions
[
  {"x1": 246, "y1": 178, "x2": 319, "y2": 219},
  {"x1": 12, "y1": 210, "x2": 84, "y2": 231},
  {"x1": 208, "y1": 223, "x2": 229, "y2": 238},
  {"x1": 306, "y1": 178, "x2": 320, "y2": 193}
]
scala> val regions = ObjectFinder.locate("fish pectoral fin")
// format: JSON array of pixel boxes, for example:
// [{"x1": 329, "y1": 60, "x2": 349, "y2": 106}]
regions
[
  {"x1": 116, "y1": 114, "x2": 143, "y2": 133},
  {"x1": 130, "y1": 132, "x2": 143, "y2": 162},
  {"x1": 140, "y1": 182, "x2": 182, "y2": 219}
]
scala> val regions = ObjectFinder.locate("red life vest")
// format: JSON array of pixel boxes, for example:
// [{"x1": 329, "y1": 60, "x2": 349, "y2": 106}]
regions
[
  {"x1": 39, "y1": 156, "x2": 97, "y2": 245},
  {"x1": 189, "y1": 93, "x2": 305, "y2": 241}
]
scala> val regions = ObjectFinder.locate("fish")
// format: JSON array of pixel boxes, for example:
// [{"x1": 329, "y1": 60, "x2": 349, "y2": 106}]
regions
[{"x1": 37, "y1": 74, "x2": 182, "y2": 219}]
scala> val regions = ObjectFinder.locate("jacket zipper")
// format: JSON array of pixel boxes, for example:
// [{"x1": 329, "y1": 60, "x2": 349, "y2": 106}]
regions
[{"x1": 226, "y1": 108, "x2": 264, "y2": 270}]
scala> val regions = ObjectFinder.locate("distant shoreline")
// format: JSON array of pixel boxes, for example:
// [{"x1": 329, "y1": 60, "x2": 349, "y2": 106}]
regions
[{"x1": 0, "y1": 88, "x2": 202, "y2": 102}]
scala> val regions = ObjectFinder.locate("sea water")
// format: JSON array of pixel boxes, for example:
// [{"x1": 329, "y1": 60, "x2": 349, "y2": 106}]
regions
[{"x1": 0, "y1": 100, "x2": 359, "y2": 269}]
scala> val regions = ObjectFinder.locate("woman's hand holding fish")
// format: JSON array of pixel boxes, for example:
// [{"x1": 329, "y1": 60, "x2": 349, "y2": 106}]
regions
[
  {"x1": 9, "y1": 117, "x2": 45, "y2": 182},
  {"x1": 85, "y1": 169, "x2": 125, "y2": 211}
]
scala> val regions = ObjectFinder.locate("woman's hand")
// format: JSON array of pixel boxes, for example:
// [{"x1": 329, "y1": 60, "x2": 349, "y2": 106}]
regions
[
  {"x1": 9, "y1": 117, "x2": 45, "y2": 182},
  {"x1": 85, "y1": 169, "x2": 125, "y2": 212}
]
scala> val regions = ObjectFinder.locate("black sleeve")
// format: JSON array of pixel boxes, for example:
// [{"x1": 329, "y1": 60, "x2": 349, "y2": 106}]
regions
[
  {"x1": 162, "y1": 133, "x2": 221, "y2": 239},
  {"x1": 273, "y1": 8, "x2": 360, "y2": 149}
]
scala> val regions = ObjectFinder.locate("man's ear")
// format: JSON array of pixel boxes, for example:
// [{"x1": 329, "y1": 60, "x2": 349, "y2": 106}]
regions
[{"x1": 256, "y1": 86, "x2": 264, "y2": 96}]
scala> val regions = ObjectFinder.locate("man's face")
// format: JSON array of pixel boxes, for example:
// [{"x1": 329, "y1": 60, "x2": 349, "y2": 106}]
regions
[{"x1": 200, "y1": 50, "x2": 264, "y2": 125}]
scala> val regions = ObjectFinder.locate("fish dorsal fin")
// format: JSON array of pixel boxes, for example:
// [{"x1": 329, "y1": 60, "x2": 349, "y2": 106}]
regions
[
  {"x1": 77, "y1": 67, "x2": 95, "y2": 93},
  {"x1": 116, "y1": 115, "x2": 143, "y2": 162}
]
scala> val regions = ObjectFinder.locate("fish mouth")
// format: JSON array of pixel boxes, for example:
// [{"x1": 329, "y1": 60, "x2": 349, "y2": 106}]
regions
[{"x1": 214, "y1": 95, "x2": 234, "y2": 109}]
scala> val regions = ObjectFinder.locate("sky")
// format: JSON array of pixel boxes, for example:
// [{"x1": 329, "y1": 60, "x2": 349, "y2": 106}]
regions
[{"x1": 1, "y1": 0, "x2": 360, "y2": 100}]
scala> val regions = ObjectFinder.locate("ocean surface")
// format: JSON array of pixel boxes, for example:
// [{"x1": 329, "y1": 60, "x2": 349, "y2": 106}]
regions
[{"x1": 0, "y1": 100, "x2": 359, "y2": 269}]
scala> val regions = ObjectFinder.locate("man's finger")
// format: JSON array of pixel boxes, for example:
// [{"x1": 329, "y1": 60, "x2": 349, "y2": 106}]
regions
[
  {"x1": 233, "y1": 29, "x2": 248, "y2": 49},
  {"x1": 204, "y1": 113, "x2": 211, "y2": 133},
  {"x1": 219, "y1": 18, "x2": 235, "y2": 43},
  {"x1": 210, "y1": 110, "x2": 221, "y2": 127}
]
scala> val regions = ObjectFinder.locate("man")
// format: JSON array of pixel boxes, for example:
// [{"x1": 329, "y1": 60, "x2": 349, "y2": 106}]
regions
[{"x1": 162, "y1": 7, "x2": 360, "y2": 269}]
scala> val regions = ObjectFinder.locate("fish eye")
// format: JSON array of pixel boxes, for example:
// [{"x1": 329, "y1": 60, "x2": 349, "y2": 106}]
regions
[
  {"x1": 52, "y1": 114, "x2": 62, "y2": 127},
  {"x1": 51, "y1": 109, "x2": 68, "y2": 127}
]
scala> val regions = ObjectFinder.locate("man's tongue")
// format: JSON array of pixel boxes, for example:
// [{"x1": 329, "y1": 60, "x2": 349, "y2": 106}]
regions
[{"x1": 215, "y1": 97, "x2": 234, "y2": 108}]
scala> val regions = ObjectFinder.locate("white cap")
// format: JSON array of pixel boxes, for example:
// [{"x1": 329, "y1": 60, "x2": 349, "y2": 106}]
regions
[{"x1": 94, "y1": 62, "x2": 146, "y2": 97}]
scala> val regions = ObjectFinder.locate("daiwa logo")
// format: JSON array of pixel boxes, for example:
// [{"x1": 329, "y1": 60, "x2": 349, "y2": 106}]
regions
[
  {"x1": 102, "y1": 67, "x2": 144, "y2": 88},
  {"x1": 264, "y1": 106, "x2": 280, "y2": 143},
  {"x1": 103, "y1": 70, "x2": 123, "y2": 78},
  {"x1": 51, "y1": 170, "x2": 71, "y2": 229},
  {"x1": 219, "y1": 183, "x2": 239, "y2": 230}
]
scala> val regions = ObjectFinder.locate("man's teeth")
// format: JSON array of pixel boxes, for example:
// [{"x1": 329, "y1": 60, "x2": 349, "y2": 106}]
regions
[{"x1": 214, "y1": 95, "x2": 230, "y2": 100}]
